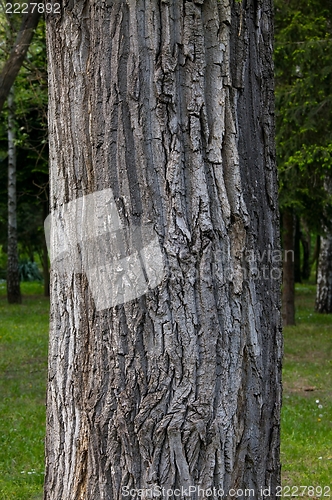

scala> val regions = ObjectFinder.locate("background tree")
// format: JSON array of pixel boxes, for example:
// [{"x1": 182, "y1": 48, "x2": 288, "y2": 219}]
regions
[
  {"x1": 316, "y1": 231, "x2": 332, "y2": 312},
  {"x1": 44, "y1": 1, "x2": 282, "y2": 498},
  {"x1": 0, "y1": 13, "x2": 49, "y2": 295},
  {"x1": 274, "y1": 0, "x2": 332, "y2": 323},
  {"x1": 0, "y1": 6, "x2": 40, "y2": 113},
  {"x1": 6, "y1": 86, "x2": 21, "y2": 303}
]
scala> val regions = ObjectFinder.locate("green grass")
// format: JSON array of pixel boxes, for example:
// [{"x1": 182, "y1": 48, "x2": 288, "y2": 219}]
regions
[
  {"x1": 0, "y1": 281, "x2": 331, "y2": 498},
  {"x1": 281, "y1": 284, "x2": 332, "y2": 492},
  {"x1": 0, "y1": 282, "x2": 49, "y2": 500}
]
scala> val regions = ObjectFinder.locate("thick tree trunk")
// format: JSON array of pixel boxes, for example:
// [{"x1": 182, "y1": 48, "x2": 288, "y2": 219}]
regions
[
  {"x1": 315, "y1": 232, "x2": 332, "y2": 313},
  {"x1": 282, "y1": 210, "x2": 295, "y2": 325},
  {"x1": 44, "y1": 1, "x2": 282, "y2": 499},
  {"x1": 6, "y1": 87, "x2": 21, "y2": 304}
]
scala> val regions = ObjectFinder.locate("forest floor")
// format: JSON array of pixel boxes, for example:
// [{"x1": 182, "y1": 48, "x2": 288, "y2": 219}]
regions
[{"x1": 0, "y1": 282, "x2": 331, "y2": 499}]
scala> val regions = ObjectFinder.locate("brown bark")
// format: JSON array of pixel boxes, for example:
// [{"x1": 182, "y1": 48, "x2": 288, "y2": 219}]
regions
[
  {"x1": 44, "y1": 1, "x2": 282, "y2": 498},
  {"x1": 282, "y1": 210, "x2": 295, "y2": 325},
  {"x1": 300, "y1": 220, "x2": 311, "y2": 281},
  {"x1": 6, "y1": 87, "x2": 21, "y2": 304},
  {"x1": 294, "y1": 216, "x2": 301, "y2": 283},
  {"x1": 0, "y1": 9, "x2": 41, "y2": 114}
]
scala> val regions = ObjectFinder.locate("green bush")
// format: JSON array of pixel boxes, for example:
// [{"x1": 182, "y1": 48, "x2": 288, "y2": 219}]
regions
[
  {"x1": 19, "y1": 260, "x2": 42, "y2": 282},
  {"x1": 0, "y1": 246, "x2": 7, "y2": 280}
]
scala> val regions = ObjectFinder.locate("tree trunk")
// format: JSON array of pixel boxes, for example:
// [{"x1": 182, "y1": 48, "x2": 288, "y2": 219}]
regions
[
  {"x1": 315, "y1": 232, "x2": 332, "y2": 313},
  {"x1": 42, "y1": 202, "x2": 50, "y2": 297},
  {"x1": 44, "y1": 1, "x2": 282, "y2": 498},
  {"x1": 6, "y1": 87, "x2": 21, "y2": 304},
  {"x1": 312, "y1": 235, "x2": 320, "y2": 284},
  {"x1": 294, "y1": 216, "x2": 301, "y2": 283},
  {"x1": 282, "y1": 210, "x2": 295, "y2": 325},
  {"x1": 300, "y1": 220, "x2": 311, "y2": 281}
]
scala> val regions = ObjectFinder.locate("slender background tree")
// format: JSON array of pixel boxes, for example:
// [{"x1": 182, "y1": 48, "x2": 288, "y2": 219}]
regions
[
  {"x1": 6, "y1": 86, "x2": 21, "y2": 303},
  {"x1": 0, "y1": 12, "x2": 48, "y2": 294}
]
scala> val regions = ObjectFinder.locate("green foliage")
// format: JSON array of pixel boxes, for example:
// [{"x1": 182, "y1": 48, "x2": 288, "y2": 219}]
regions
[
  {"x1": 0, "y1": 246, "x2": 7, "y2": 279},
  {"x1": 19, "y1": 259, "x2": 42, "y2": 282},
  {"x1": 275, "y1": 0, "x2": 332, "y2": 229},
  {"x1": 0, "y1": 11, "x2": 48, "y2": 266}
]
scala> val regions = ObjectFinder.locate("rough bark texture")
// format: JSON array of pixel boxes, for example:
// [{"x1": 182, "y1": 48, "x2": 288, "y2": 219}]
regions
[
  {"x1": 44, "y1": 1, "x2": 282, "y2": 499},
  {"x1": 6, "y1": 88, "x2": 22, "y2": 304},
  {"x1": 281, "y1": 210, "x2": 295, "y2": 326},
  {"x1": 315, "y1": 232, "x2": 332, "y2": 313},
  {"x1": 0, "y1": 10, "x2": 41, "y2": 113}
]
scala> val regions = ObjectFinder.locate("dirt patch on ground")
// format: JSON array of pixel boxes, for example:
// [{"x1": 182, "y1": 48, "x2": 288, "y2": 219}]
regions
[{"x1": 283, "y1": 377, "x2": 320, "y2": 395}]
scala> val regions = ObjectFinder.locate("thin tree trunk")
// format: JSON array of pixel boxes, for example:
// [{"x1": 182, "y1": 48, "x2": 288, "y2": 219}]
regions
[
  {"x1": 315, "y1": 232, "x2": 332, "y2": 313},
  {"x1": 282, "y1": 209, "x2": 295, "y2": 325},
  {"x1": 300, "y1": 220, "x2": 311, "y2": 281},
  {"x1": 294, "y1": 215, "x2": 302, "y2": 283},
  {"x1": 42, "y1": 202, "x2": 50, "y2": 297},
  {"x1": 7, "y1": 87, "x2": 21, "y2": 304},
  {"x1": 44, "y1": 1, "x2": 282, "y2": 498}
]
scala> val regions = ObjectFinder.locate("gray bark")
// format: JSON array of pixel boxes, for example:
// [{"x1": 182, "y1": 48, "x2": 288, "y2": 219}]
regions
[
  {"x1": 44, "y1": 1, "x2": 282, "y2": 499},
  {"x1": 315, "y1": 232, "x2": 332, "y2": 313},
  {"x1": 6, "y1": 87, "x2": 21, "y2": 304}
]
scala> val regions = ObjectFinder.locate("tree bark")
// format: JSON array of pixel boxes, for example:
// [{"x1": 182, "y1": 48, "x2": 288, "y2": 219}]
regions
[
  {"x1": 300, "y1": 220, "x2": 311, "y2": 281},
  {"x1": 44, "y1": 1, "x2": 282, "y2": 498},
  {"x1": 294, "y1": 216, "x2": 301, "y2": 283},
  {"x1": 6, "y1": 87, "x2": 22, "y2": 304},
  {"x1": 315, "y1": 232, "x2": 332, "y2": 313},
  {"x1": 0, "y1": 10, "x2": 41, "y2": 114},
  {"x1": 282, "y1": 210, "x2": 295, "y2": 325},
  {"x1": 312, "y1": 235, "x2": 320, "y2": 284}
]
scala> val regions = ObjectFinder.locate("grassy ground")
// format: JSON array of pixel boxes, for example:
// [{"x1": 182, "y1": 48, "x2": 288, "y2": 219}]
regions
[
  {"x1": 0, "y1": 281, "x2": 331, "y2": 498},
  {"x1": 0, "y1": 282, "x2": 48, "y2": 500},
  {"x1": 281, "y1": 284, "x2": 332, "y2": 493}
]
